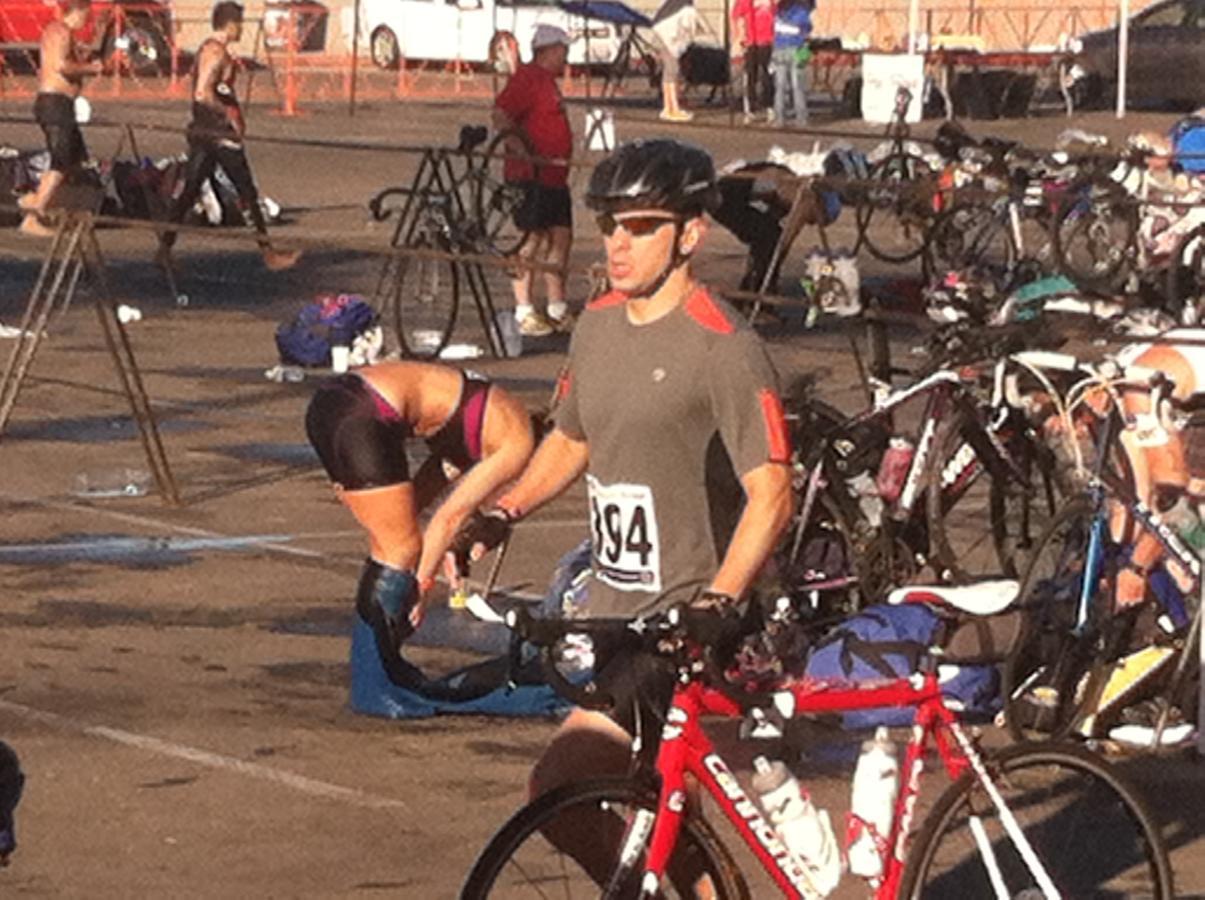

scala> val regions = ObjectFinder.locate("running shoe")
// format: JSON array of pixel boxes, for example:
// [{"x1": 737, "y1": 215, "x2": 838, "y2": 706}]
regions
[
  {"x1": 517, "y1": 311, "x2": 555, "y2": 337},
  {"x1": 658, "y1": 109, "x2": 694, "y2": 123}
]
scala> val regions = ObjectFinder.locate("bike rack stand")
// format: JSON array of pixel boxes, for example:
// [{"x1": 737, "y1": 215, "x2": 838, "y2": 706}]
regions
[
  {"x1": 0, "y1": 211, "x2": 181, "y2": 506},
  {"x1": 377, "y1": 146, "x2": 507, "y2": 359}
]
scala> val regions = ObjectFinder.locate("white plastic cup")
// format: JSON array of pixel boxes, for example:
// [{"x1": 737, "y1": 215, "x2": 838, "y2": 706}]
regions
[{"x1": 330, "y1": 344, "x2": 351, "y2": 374}]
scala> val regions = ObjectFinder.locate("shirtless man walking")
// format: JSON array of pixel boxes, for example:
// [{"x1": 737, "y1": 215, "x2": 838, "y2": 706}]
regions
[
  {"x1": 158, "y1": 1, "x2": 299, "y2": 271},
  {"x1": 18, "y1": 0, "x2": 102, "y2": 237}
]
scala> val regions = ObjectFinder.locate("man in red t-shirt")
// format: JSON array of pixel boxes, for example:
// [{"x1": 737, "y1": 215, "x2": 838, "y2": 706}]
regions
[
  {"x1": 492, "y1": 24, "x2": 575, "y2": 340},
  {"x1": 732, "y1": 0, "x2": 775, "y2": 122}
]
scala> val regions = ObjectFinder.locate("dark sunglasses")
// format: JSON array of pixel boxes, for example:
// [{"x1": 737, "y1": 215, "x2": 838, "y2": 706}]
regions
[{"x1": 595, "y1": 213, "x2": 681, "y2": 237}]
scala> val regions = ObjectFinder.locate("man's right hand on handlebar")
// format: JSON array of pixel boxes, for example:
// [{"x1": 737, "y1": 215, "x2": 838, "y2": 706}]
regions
[{"x1": 449, "y1": 507, "x2": 515, "y2": 573}]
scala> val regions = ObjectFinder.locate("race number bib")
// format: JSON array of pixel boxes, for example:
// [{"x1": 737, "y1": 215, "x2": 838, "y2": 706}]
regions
[{"x1": 586, "y1": 475, "x2": 662, "y2": 593}]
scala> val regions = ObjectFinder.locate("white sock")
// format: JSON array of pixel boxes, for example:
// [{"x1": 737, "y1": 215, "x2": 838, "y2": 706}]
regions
[
  {"x1": 514, "y1": 304, "x2": 534, "y2": 323},
  {"x1": 547, "y1": 301, "x2": 568, "y2": 321}
]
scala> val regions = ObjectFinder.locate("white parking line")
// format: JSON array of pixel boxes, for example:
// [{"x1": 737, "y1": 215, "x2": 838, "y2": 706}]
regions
[{"x1": 0, "y1": 698, "x2": 408, "y2": 811}]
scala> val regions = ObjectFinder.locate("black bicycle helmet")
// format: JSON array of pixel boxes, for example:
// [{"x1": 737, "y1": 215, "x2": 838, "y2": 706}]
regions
[{"x1": 586, "y1": 139, "x2": 721, "y2": 217}]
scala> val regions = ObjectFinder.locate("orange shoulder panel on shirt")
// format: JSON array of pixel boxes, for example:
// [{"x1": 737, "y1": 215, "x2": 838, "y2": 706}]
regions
[
  {"x1": 586, "y1": 289, "x2": 628, "y2": 310},
  {"x1": 759, "y1": 388, "x2": 792, "y2": 463},
  {"x1": 684, "y1": 287, "x2": 734, "y2": 335}
]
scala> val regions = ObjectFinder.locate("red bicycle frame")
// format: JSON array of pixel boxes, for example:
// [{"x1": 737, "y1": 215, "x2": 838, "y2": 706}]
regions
[{"x1": 641, "y1": 673, "x2": 971, "y2": 899}]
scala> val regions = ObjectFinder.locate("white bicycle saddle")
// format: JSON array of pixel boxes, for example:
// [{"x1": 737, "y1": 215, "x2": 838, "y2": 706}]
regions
[{"x1": 886, "y1": 580, "x2": 1020, "y2": 617}]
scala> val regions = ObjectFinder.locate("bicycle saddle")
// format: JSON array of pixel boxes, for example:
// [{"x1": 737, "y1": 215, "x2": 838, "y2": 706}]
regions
[
  {"x1": 886, "y1": 580, "x2": 1019, "y2": 616},
  {"x1": 458, "y1": 125, "x2": 489, "y2": 153}
]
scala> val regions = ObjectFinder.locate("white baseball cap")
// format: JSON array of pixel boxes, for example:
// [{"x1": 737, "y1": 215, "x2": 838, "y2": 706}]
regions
[{"x1": 532, "y1": 23, "x2": 570, "y2": 50}]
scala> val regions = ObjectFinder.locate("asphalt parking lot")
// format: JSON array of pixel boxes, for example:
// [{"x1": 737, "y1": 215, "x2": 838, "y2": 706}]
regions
[{"x1": 1, "y1": 90, "x2": 1203, "y2": 897}]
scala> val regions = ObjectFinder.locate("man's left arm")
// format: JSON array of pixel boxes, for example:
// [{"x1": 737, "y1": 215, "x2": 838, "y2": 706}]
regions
[
  {"x1": 709, "y1": 460, "x2": 793, "y2": 597},
  {"x1": 705, "y1": 327, "x2": 796, "y2": 601}
]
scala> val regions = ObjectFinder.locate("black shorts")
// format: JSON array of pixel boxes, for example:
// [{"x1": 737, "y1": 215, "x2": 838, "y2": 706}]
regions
[
  {"x1": 33, "y1": 93, "x2": 87, "y2": 173},
  {"x1": 513, "y1": 183, "x2": 572, "y2": 232},
  {"x1": 305, "y1": 375, "x2": 412, "y2": 491}
]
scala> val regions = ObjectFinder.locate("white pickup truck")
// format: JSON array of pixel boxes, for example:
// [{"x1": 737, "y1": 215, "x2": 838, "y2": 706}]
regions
[{"x1": 360, "y1": 0, "x2": 624, "y2": 68}]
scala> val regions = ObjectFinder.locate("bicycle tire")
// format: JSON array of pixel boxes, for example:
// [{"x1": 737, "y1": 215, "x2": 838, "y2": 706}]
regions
[
  {"x1": 925, "y1": 413, "x2": 1059, "y2": 583},
  {"x1": 855, "y1": 152, "x2": 933, "y2": 264},
  {"x1": 1166, "y1": 221, "x2": 1205, "y2": 325},
  {"x1": 924, "y1": 202, "x2": 1018, "y2": 292},
  {"x1": 900, "y1": 742, "x2": 1174, "y2": 899},
  {"x1": 1051, "y1": 177, "x2": 1137, "y2": 291},
  {"x1": 460, "y1": 777, "x2": 749, "y2": 899},
  {"x1": 390, "y1": 228, "x2": 460, "y2": 359},
  {"x1": 476, "y1": 129, "x2": 536, "y2": 257},
  {"x1": 1002, "y1": 495, "x2": 1112, "y2": 742}
]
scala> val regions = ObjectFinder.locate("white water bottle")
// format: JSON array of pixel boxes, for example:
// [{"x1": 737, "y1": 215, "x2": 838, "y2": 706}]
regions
[
  {"x1": 847, "y1": 726, "x2": 899, "y2": 880},
  {"x1": 751, "y1": 756, "x2": 841, "y2": 896}
]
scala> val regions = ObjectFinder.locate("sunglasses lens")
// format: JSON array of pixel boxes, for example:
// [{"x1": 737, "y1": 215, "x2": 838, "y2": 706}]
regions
[{"x1": 597, "y1": 215, "x2": 677, "y2": 237}]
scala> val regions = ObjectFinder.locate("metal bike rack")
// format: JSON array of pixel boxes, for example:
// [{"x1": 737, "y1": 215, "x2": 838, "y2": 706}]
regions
[
  {"x1": 375, "y1": 144, "x2": 508, "y2": 359},
  {"x1": 0, "y1": 211, "x2": 180, "y2": 506}
]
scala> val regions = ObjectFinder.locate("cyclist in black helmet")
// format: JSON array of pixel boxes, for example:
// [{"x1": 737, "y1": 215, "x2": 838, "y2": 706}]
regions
[{"x1": 453, "y1": 139, "x2": 794, "y2": 817}]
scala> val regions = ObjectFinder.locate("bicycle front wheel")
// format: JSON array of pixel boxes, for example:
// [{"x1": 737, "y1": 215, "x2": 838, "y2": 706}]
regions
[
  {"x1": 901, "y1": 742, "x2": 1174, "y2": 899},
  {"x1": 460, "y1": 777, "x2": 748, "y2": 899},
  {"x1": 391, "y1": 229, "x2": 460, "y2": 359}
]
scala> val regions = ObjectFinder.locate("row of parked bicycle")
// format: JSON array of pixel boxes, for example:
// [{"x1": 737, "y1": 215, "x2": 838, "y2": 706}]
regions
[
  {"x1": 852, "y1": 90, "x2": 1205, "y2": 328},
  {"x1": 765, "y1": 297, "x2": 1198, "y2": 754}
]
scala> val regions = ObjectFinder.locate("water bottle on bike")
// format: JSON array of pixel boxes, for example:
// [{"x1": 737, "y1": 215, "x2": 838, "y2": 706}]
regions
[
  {"x1": 847, "y1": 726, "x2": 899, "y2": 880},
  {"x1": 751, "y1": 756, "x2": 842, "y2": 895},
  {"x1": 875, "y1": 437, "x2": 916, "y2": 505}
]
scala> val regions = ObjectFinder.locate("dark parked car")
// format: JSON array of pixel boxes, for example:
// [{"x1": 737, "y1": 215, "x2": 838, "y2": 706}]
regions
[{"x1": 1070, "y1": 0, "x2": 1205, "y2": 110}]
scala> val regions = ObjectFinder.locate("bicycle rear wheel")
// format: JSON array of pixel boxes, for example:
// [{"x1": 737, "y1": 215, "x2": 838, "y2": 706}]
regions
[
  {"x1": 925, "y1": 202, "x2": 1017, "y2": 291},
  {"x1": 901, "y1": 742, "x2": 1174, "y2": 899},
  {"x1": 460, "y1": 777, "x2": 748, "y2": 899},
  {"x1": 1052, "y1": 178, "x2": 1137, "y2": 291},
  {"x1": 855, "y1": 152, "x2": 933, "y2": 264},
  {"x1": 926, "y1": 414, "x2": 1061, "y2": 583},
  {"x1": 1166, "y1": 221, "x2": 1205, "y2": 325},
  {"x1": 390, "y1": 227, "x2": 460, "y2": 359},
  {"x1": 1003, "y1": 495, "x2": 1112, "y2": 742},
  {"x1": 476, "y1": 129, "x2": 535, "y2": 258}
]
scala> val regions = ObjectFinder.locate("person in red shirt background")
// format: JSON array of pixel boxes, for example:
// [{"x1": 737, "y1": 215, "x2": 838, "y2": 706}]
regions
[
  {"x1": 731, "y1": 0, "x2": 776, "y2": 123},
  {"x1": 492, "y1": 24, "x2": 575, "y2": 341}
]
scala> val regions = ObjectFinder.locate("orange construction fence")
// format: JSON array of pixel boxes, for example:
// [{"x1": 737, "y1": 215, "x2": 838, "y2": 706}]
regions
[{"x1": 0, "y1": 0, "x2": 1151, "y2": 115}]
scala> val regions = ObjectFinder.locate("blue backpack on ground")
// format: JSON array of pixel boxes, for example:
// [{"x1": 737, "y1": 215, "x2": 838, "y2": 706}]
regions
[
  {"x1": 803, "y1": 603, "x2": 1000, "y2": 729},
  {"x1": 1171, "y1": 117, "x2": 1205, "y2": 174},
  {"x1": 275, "y1": 293, "x2": 376, "y2": 368}
]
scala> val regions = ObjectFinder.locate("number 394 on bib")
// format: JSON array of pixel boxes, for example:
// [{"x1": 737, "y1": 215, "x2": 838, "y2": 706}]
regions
[{"x1": 586, "y1": 475, "x2": 662, "y2": 592}]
